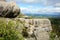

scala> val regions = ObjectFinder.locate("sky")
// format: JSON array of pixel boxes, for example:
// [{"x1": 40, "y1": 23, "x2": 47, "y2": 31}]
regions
[{"x1": 7, "y1": 0, "x2": 60, "y2": 14}]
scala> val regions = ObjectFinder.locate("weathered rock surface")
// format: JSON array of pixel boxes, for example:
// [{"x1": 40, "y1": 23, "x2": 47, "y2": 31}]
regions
[
  {"x1": 0, "y1": 18, "x2": 52, "y2": 40},
  {"x1": 16, "y1": 18, "x2": 52, "y2": 40},
  {"x1": 0, "y1": 1, "x2": 20, "y2": 18}
]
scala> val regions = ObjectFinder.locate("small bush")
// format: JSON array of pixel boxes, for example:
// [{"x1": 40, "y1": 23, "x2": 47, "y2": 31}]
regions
[
  {"x1": 49, "y1": 18, "x2": 60, "y2": 40},
  {"x1": 49, "y1": 32, "x2": 56, "y2": 40},
  {"x1": 0, "y1": 19, "x2": 24, "y2": 40}
]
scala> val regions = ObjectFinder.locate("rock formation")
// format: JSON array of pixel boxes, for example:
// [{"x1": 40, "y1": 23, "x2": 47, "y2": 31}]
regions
[
  {"x1": 24, "y1": 19, "x2": 52, "y2": 40},
  {"x1": 0, "y1": 1, "x2": 20, "y2": 18},
  {"x1": 16, "y1": 18, "x2": 52, "y2": 40}
]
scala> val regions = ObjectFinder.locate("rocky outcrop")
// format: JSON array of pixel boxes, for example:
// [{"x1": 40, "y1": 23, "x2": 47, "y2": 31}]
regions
[
  {"x1": 0, "y1": 1, "x2": 20, "y2": 18},
  {"x1": 25, "y1": 19, "x2": 52, "y2": 40},
  {"x1": 16, "y1": 18, "x2": 52, "y2": 40},
  {"x1": 0, "y1": 18, "x2": 52, "y2": 40}
]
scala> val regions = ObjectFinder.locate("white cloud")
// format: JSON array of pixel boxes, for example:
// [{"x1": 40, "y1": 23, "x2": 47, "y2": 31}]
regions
[
  {"x1": 20, "y1": 6, "x2": 60, "y2": 14},
  {"x1": 43, "y1": 7, "x2": 60, "y2": 12},
  {"x1": 18, "y1": 0, "x2": 60, "y2": 13},
  {"x1": 54, "y1": 3, "x2": 60, "y2": 7},
  {"x1": 7, "y1": 0, "x2": 60, "y2": 7},
  {"x1": 9, "y1": 0, "x2": 47, "y2": 5},
  {"x1": 46, "y1": 0, "x2": 60, "y2": 7},
  {"x1": 22, "y1": 0, "x2": 35, "y2": 3},
  {"x1": 20, "y1": 0, "x2": 41, "y2": 4},
  {"x1": 20, "y1": 7, "x2": 39, "y2": 13}
]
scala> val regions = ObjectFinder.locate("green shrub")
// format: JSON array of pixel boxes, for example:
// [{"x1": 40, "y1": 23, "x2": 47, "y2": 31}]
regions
[
  {"x1": 49, "y1": 18, "x2": 60, "y2": 37},
  {"x1": 0, "y1": 19, "x2": 24, "y2": 40},
  {"x1": 49, "y1": 32, "x2": 56, "y2": 40},
  {"x1": 49, "y1": 18, "x2": 60, "y2": 40}
]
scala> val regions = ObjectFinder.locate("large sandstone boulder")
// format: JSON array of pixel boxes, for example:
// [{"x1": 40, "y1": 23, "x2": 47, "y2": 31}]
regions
[{"x1": 0, "y1": 1, "x2": 20, "y2": 18}]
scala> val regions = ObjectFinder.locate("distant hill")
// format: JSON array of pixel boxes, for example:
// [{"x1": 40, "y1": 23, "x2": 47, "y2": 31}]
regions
[{"x1": 25, "y1": 13, "x2": 60, "y2": 18}]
